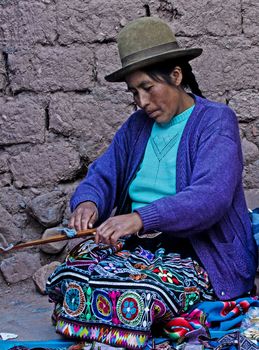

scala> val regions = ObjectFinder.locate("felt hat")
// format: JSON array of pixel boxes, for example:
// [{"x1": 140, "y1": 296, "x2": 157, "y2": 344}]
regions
[{"x1": 105, "y1": 17, "x2": 202, "y2": 82}]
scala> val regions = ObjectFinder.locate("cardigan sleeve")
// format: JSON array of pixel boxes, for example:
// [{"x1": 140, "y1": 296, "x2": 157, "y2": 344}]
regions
[
  {"x1": 135, "y1": 108, "x2": 244, "y2": 236},
  {"x1": 70, "y1": 122, "x2": 129, "y2": 223}
]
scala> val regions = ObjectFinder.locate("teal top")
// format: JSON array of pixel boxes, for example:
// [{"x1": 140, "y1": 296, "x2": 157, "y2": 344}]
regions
[{"x1": 129, "y1": 105, "x2": 195, "y2": 211}]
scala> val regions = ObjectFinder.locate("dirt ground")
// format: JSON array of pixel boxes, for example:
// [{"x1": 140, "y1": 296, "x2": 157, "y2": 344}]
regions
[{"x1": 0, "y1": 279, "x2": 62, "y2": 341}]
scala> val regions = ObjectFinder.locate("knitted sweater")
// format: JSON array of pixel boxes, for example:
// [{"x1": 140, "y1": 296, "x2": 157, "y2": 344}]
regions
[
  {"x1": 129, "y1": 105, "x2": 193, "y2": 211},
  {"x1": 70, "y1": 95, "x2": 257, "y2": 300}
]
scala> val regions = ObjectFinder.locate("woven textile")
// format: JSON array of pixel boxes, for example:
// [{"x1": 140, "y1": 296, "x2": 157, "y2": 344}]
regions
[{"x1": 46, "y1": 239, "x2": 215, "y2": 349}]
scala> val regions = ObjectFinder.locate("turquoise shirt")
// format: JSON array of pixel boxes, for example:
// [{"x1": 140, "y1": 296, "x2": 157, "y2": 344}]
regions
[{"x1": 129, "y1": 105, "x2": 194, "y2": 211}]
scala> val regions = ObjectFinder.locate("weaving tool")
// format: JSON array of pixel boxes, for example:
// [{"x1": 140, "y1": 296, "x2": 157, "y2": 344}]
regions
[{"x1": 0, "y1": 228, "x2": 96, "y2": 253}]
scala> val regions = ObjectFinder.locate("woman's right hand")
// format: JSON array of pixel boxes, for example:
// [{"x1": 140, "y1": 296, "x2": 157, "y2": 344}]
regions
[{"x1": 68, "y1": 201, "x2": 98, "y2": 231}]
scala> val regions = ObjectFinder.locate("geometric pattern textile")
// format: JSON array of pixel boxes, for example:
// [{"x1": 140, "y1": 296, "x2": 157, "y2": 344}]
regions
[{"x1": 46, "y1": 239, "x2": 215, "y2": 349}]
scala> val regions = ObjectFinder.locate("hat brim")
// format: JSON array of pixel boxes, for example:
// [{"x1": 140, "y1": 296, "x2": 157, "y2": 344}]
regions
[{"x1": 105, "y1": 48, "x2": 202, "y2": 82}]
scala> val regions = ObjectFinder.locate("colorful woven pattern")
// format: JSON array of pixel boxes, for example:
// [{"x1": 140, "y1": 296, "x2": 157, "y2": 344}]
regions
[
  {"x1": 46, "y1": 239, "x2": 214, "y2": 349},
  {"x1": 163, "y1": 297, "x2": 259, "y2": 343},
  {"x1": 56, "y1": 320, "x2": 148, "y2": 348}
]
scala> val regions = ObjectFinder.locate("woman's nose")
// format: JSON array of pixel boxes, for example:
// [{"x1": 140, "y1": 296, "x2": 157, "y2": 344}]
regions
[{"x1": 138, "y1": 92, "x2": 150, "y2": 109}]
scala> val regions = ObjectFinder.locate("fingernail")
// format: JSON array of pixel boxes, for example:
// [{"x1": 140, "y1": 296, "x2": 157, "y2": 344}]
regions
[{"x1": 89, "y1": 223, "x2": 93, "y2": 228}]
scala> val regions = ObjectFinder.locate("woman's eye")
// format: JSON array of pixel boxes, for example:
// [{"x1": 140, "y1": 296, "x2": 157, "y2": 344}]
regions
[{"x1": 144, "y1": 86, "x2": 153, "y2": 91}]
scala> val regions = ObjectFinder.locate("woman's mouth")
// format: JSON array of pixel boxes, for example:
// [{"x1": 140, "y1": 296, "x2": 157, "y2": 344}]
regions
[{"x1": 147, "y1": 110, "x2": 160, "y2": 118}]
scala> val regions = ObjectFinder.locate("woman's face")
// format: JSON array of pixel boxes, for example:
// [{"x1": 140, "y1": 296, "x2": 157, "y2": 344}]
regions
[{"x1": 125, "y1": 68, "x2": 189, "y2": 124}]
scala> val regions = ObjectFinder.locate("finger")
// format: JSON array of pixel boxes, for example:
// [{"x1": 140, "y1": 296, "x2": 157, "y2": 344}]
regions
[
  {"x1": 78, "y1": 209, "x2": 94, "y2": 231},
  {"x1": 95, "y1": 222, "x2": 109, "y2": 244},
  {"x1": 110, "y1": 230, "x2": 127, "y2": 245},
  {"x1": 68, "y1": 214, "x2": 75, "y2": 229},
  {"x1": 94, "y1": 230, "x2": 100, "y2": 244},
  {"x1": 98, "y1": 218, "x2": 122, "y2": 234},
  {"x1": 81, "y1": 214, "x2": 90, "y2": 231},
  {"x1": 110, "y1": 232, "x2": 118, "y2": 245},
  {"x1": 97, "y1": 226, "x2": 115, "y2": 245},
  {"x1": 74, "y1": 211, "x2": 84, "y2": 231},
  {"x1": 97, "y1": 220, "x2": 109, "y2": 231},
  {"x1": 88, "y1": 211, "x2": 97, "y2": 229}
]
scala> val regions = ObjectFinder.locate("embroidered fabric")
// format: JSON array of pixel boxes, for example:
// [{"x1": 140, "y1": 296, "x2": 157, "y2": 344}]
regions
[{"x1": 46, "y1": 239, "x2": 215, "y2": 349}]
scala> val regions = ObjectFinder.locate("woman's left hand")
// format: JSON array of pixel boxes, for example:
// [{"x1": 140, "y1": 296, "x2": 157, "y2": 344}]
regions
[{"x1": 95, "y1": 213, "x2": 143, "y2": 245}]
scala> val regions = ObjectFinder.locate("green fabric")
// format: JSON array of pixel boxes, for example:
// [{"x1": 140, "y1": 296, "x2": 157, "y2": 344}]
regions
[{"x1": 129, "y1": 105, "x2": 194, "y2": 211}]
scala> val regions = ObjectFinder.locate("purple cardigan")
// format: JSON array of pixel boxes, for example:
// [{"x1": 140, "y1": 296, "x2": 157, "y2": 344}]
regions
[{"x1": 70, "y1": 95, "x2": 257, "y2": 300}]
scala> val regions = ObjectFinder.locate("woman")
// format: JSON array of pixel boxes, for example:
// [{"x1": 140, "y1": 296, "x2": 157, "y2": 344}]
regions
[{"x1": 46, "y1": 17, "x2": 257, "y2": 349}]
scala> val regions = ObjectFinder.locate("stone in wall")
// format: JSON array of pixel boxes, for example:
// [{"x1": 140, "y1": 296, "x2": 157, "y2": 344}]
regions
[
  {"x1": 0, "y1": 95, "x2": 45, "y2": 145},
  {"x1": 92, "y1": 86, "x2": 134, "y2": 128},
  {"x1": 58, "y1": 181, "x2": 81, "y2": 223},
  {"x1": 244, "y1": 118, "x2": 259, "y2": 148},
  {"x1": 33, "y1": 261, "x2": 60, "y2": 295},
  {"x1": 40, "y1": 227, "x2": 68, "y2": 254},
  {"x1": 0, "y1": 186, "x2": 26, "y2": 214},
  {"x1": 49, "y1": 90, "x2": 133, "y2": 160},
  {"x1": 229, "y1": 90, "x2": 259, "y2": 122},
  {"x1": 229, "y1": 91, "x2": 259, "y2": 188},
  {"x1": 0, "y1": 52, "x2": 6, "y2": 91},
  {"x1": 0, "y1": 0, "x2": 57, "y2": 49},
  {"x1": 242, "y1": 138, "x2": 259, "y2": 164},
  {"x1": 56, "y1": 0, "x2": 147, "y2": 45},
  {"x1": 16, "y1": 0, "x2": 57, "y2": 46},
  {"x1": 245, "y1": 160, "x2": 259, "y2": 189},
  {"x1": 0, "y1": 203, "x2": 22, "y2": 244},
  {"x1": 0, "y1": 186, "x2": 40, "y2": 244},
  {"x1": 0, "y1": 151, "x2": 9, "y2": 174},
  {"x1": 27, "y1": 190, "x2": 67, "y2": 227},
  {"x1": 0, "y1": 172, "x2": 12, "y2": 187},
  {"x1": 150, "y1": 0, "x2": 241, "y2": 37},
  {"x1": 21, "y1": 215, "x2": 45, "y2": 243},
  {"x1": 0, "y1": 252, "x2": 41, "y2": 284},
  {"x1": 0, "y1": 1, "x2": 19, "y2": 50},
  {"x1": 242, "y1": 0, "x2": 259, "y2": 42},
  {"x1": 9, "y1": 140, "x2": 81, "y2": 187},
  {"x1": 12, "y1": 212, "x2": 28, "y2": 230},
  {"x1": 179, "y1": 35, "x2": 259, "y2": 95},
  {"x1": 245, "y1": 189, "x2": 259, "y2": 210},
  {"x1": 8, "y1": 46, "x2": 94, "y2": 93},
  {"x1": 94, "y1": 43, "x2": 121, "y2": 87}
]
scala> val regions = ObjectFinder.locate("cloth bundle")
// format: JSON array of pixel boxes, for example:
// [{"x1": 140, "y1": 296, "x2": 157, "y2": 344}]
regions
[{"x1": 142, "y1": 297, "x2": 259, "y2": 349}]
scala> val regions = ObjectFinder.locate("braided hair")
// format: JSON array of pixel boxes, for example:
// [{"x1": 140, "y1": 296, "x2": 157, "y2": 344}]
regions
[{"x1": 143, "y1": 60, "x2": 205, "y2": 98}]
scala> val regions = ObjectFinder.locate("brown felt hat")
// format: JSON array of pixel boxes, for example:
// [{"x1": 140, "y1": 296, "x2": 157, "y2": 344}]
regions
[{"x1": 105, "y1": 17, "x2": 202, "y2": 82}]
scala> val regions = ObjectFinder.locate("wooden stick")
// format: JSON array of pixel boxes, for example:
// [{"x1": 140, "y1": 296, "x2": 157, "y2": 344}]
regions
[{"x1": 0, "y1": 228, "x2": 96, "y2": 252}]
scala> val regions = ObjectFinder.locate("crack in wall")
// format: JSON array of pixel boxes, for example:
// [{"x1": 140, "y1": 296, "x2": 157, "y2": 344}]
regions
[
  {"x1": 12, "y1": 88, "x2": 92, "y2": 96},
  {"x1": 2, "y1": 51, "x2": 11, "y2": 93},
  {"x1": 74, "y1": 89, "x2": 91, "y2": 95},
  {"x1": 144, "y1": 4, "x2": 151, "y2": 17},
  {"x1": 241, "y1": 0, "x2": 244, "y2": 34},
  {"x1": 45, "y1": 103, "x2": 50, "y2": 131},
  {"x1": 91, "y1": 38, "x2": 116, "y2": 44},
  {"x1": 92, "y1": 51, "x2": 98, "y2": 83}
]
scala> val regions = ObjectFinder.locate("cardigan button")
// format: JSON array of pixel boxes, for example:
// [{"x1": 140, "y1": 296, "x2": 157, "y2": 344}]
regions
[{"x1": 221, "y1": 291, "x2": 225, "y2": 296}]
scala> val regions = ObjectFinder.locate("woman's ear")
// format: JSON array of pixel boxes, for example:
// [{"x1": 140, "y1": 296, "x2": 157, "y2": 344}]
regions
[{"x1": 170, "y1": 66, "x2": 183, "y2": 86}]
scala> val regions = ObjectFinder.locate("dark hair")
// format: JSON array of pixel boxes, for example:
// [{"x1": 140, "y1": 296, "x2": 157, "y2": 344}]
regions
[{"x1": 143, "y1": 60, "x2": 205, "y2": 98}]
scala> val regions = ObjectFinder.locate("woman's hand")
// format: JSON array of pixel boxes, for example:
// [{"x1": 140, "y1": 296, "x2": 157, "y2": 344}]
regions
[
  {"x1": 95, "y1": 212, "x2": 143, "y2": 245},
  {"x1": 69, "y1": 201, "x2": 98, "y2": 231}
]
